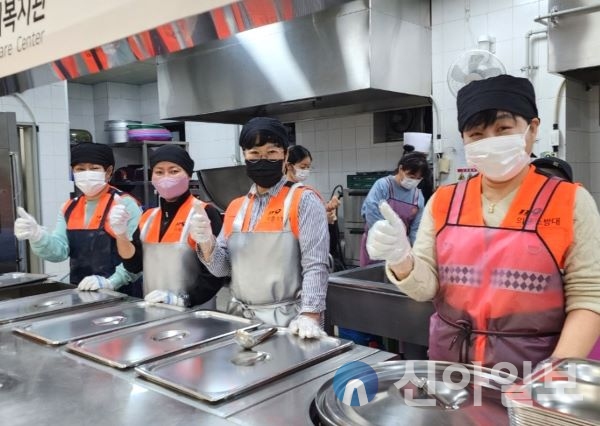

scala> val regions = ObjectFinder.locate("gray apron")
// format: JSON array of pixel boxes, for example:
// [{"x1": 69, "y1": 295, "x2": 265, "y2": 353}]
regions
[
  {"x1": 227, "y1": 183, "x2": 303, "y2": 326},
  {"x1": 140, "y1": 208, "x2": 216, "y2": 309}
]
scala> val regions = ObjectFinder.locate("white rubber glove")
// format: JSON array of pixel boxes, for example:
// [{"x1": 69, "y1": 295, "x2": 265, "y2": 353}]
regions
[
  {"x1": 77, "y1": 275, "x2": 115, "y2": 291},
  {"x1": 289, "y1": 315, "x2": 327, "y2": 339},
  {"x1": 14, "y1": 207, "x2": 45, "y2": 243},
  {"x1": 366, "y1": 200, "x2": 411, "y2": 266},
  {"x1": 189, "y1": 199, "x2": 213, "y2": 244},
  {"x1": 109, "y1": 194, "x2": 130, "y2": 237},
  {"x1": 145, "y1": 289, "x2": 186, "y2": 307}
]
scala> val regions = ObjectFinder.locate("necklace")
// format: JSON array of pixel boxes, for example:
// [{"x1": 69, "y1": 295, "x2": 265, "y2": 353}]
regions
[{"x1": 482, "y1": 194, "x2": 498, "y2": 214}]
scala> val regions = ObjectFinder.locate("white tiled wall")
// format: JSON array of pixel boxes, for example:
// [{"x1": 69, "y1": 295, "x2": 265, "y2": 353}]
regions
[
  {"x1": 565, "y1": 82, "x2": 600, "y2": 204},
  {"x1": 93, "y1": 82, "x2": 142, "y2": 143},
  {"x1": 0, "y1": 82, "x2": 72, "y2": 277},
  {"x1": 185, "y1": 122, "x2": 241, "y2": 170},
  {"x1": 432, "y1": 0, "x2": 567, "y2": 185},
  {"x1": 68, "y1": 83, "x2": 95, "y2": 136},
  {"x1": 295, "y1": 114, "x2": 404, "y2": 199}
]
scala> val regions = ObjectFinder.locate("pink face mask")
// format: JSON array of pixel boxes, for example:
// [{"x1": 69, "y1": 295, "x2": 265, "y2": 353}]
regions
[{"x1": 152, "y1": 175, "x2": 190, "y2": 200}]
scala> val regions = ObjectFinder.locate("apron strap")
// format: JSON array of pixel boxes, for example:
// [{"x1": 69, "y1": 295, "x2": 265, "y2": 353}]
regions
[
  {"x1": 179, "y1": 205, "x2": 196, "y2": 244},
  {"x1": 98, "y1": 189, "x2": 118, "y2": 228},
  {"x1": 282, "y1": 182, "x2": 303, "y2": 230},
  {"x1": 447, "y1": 180, "x2": 468, "y2": 225},
  {"x1": 63, "y1": 197, "x2": 82, "y2": 223},
  {"x1": 232, "y1": 193, "x2": 253, "y2": 232},
  {"x1": 437, "y1": 311, "x2": 561, "y2": 364},
  {"x1": 523, "y1": 177, "x2": 563, "y2": 231},
  {"x1": 230, "y1": 295, "x2": 301, "y2": 319},
  {"x1": 140, "y1": 209, "x2": 160, "y2": 240}
]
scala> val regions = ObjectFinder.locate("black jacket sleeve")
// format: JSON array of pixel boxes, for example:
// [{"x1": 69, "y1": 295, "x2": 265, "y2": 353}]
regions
[
  {"x1": 188, "y1": 204, "x2": 227, "y2": 307},
  {"x1": 121, "y1": 228, "x2": 144, "y2": 274}
]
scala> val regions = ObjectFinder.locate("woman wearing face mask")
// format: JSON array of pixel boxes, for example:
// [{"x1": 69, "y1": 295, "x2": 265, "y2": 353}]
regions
[
  {"x1": 108, "y1": 145, "x2": 225, "y2": 307},
  {"x1": 286, "y1": 144, "x2": 340, "y2": 225},
  {"x1": 367, "y1": 75, "x2": 600, "y2": 376},
  {"x1": 359, "y1": 152, "x2": 428, "y2": 267},
  {"x1": 14, "y1": 143, "x2": 142, "y2": 293},
  {"x1": 193, "y1": 117, "x2": 330, "y2": 339}
]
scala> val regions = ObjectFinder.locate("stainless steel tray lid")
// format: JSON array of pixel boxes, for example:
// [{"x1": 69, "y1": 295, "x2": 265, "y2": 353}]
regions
[
  {"x1": 505, "y1": 358, "x2": 600, "y2": 426},
  {"x1": 315, "y1": 361, "x2": 516, "y2": 426},
  {"x1": 0, "y1": 272, "x2": 49, "y2": 288}
]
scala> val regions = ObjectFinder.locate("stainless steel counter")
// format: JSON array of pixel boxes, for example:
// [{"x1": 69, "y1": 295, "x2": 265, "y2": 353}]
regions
[{"x1": 0, "y1": 309, "x2": 393, "y2": 425}]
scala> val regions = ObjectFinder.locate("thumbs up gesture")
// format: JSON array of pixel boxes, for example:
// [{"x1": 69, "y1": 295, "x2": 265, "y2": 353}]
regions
[
  {"x1": 109, "y1": 194, "x2": 130, "y2": 237},
  {"x1": 14, "y1": 207, "x2": 45, "y2": 242},
  {"x1": 189, "y1": 199, "x2": 212, "y2": 244},
  {"x1": 366, "y1": 201, "x2": 411, "y2": 266}
]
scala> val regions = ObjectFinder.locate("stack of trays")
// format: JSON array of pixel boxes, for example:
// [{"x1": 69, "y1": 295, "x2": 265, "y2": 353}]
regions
[
  {"x1": 504, "y1": 358, "x2": 600, "y2": 426},
  {"x1": 126, "y1": 124, "x2": 172, "y2": 141}
]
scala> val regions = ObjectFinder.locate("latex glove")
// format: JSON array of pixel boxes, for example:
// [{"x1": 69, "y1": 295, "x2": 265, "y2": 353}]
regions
[
  {"x1": 289, "y1": 315, "x2": 327, "y2": 339},
  {"x1": 189, "y1": 199, "x2": 212, "y2": 244},
  {"x1": 14, "y1": 207, "x2": 45, "y2": 243},
  {"x1": 366, "y1": 200, "x2": 411, "y2": 266},
  {"x1": 77, "y1": 275, "x2": 115, "y2": 291},
  {"x1": 326, "y1": 209, "x2": 337, "y2": 225},
  {"x1": 109, "y1": 194, "x2": 130, "y2": 237},
  {"x1": 325, "y1": 195, "x2": 341, "y2": 212},
  {"x1": 145, "y1": 289, "x2": 186, "y2": 307}
]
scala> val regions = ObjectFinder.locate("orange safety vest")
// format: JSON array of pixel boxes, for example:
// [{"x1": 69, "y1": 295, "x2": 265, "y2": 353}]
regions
[
  {"x1": 63, "y1": 186, "x2": 132, "y2": 238},
  {"x1": 63, "y1": 186, "x2": 137, "y2": 284},
  {"x1": 138, "y1": 194, "x2": 204, "y2": 250},
  {"x1": 429, "y1": 166, "x2": 577, "y2": 373},
  {"x1": 223, "y1": 184, "x2": 311, "y2": 238}
]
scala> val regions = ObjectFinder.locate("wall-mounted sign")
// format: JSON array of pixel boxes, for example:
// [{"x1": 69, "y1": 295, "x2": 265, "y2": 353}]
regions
[
  {"x1": 456, "y1": 167, "x2": 478, "y2": 180},
  {"x1": 0, "y1": 0, "x2": 232, "y2": 78}
]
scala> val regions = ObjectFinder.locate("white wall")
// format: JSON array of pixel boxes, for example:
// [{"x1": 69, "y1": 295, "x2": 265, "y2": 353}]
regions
[
  {"x1": 0, "y1": 82, "x2": 72, "y2": 277},
  {"x1": 68, "y1": 83, "x2": 95, "y2": 136},
  {"x1": 565, "y1": 81, "x2": 600, "y2": 204},
  {"x1": 185, "y1": 122, "x2": 241, "y2": 170},
  {"x1": 294, "y1": 114, "x2": 403, "y2": 199},
  {"x1": 431, "y1": 0, "x2": 567, "y2": 185}
]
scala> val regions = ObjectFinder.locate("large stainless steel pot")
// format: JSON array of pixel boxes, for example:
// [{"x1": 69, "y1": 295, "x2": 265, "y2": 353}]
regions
[
  {"x1": 314, "y1": 360, "x2": 515, "y2": 425},
  {"x1": 104, "y1": 120, "x2": 141, "y2": 144}
]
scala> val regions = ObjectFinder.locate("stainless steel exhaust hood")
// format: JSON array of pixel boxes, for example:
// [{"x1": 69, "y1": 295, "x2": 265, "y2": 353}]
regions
[
  {"x1": 547, "y1": 0, "x2": 600, "y2": 85},
  {"x1": 157, "y1": 0, "x2": 432, "y2": 124}
]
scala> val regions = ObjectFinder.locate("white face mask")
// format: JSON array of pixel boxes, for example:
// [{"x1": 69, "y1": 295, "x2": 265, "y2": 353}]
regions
[
  {"x1": 74, "y1": 170, "x2": 107, "y2": 196},
  {"x1": 294, "y1": 166, "x2": 310, "y2": 182},
  {"x1": 400, "y1": 177, "x2": 421, "y2": 190},
  {"x1": 464, "y1": 126, "x2": 531, "y2": 182}
]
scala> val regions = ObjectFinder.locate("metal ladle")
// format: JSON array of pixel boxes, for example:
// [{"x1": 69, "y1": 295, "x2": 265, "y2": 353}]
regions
[
  {"x1": 231, "y1": 328, "x2": 278, "y2": 367},
  {"x1": 233, "y1": 327, "x2": 278, "y2": 350}
]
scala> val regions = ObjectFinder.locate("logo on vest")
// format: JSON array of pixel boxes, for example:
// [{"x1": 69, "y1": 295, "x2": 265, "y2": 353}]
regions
[{"x1": 333, "y1": 361, "x2": 378, "y2": 406}]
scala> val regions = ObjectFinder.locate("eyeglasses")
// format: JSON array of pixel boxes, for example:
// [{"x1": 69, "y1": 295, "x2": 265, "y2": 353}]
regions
[{"x1": 245, "y1": 148, "x2": 285, "y2": 161}]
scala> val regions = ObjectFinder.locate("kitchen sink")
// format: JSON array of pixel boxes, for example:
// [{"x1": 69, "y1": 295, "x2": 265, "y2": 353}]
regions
[
  {"x1": 326, "y1": 263, "x2": 435, "y2": 348},
  {"x1": 328, "y1": 263, "x2": 395, "y2": 293},
  {"x1": 0, "y1": 281, "x2": 75, "y2": 301}
]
